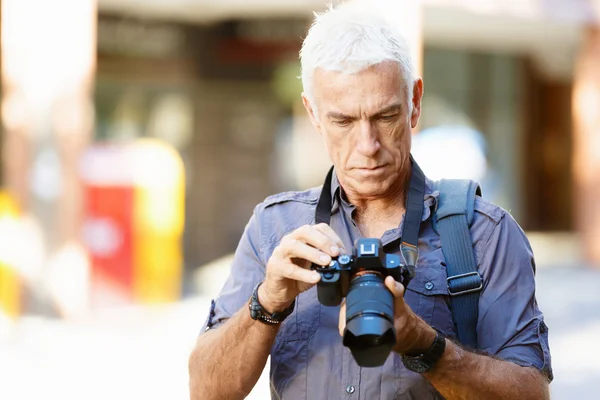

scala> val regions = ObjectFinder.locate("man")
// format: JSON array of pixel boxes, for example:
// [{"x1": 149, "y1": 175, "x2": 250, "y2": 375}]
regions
[{"x1": 189, "y1": 3, "x2": 552, "y2": 399}]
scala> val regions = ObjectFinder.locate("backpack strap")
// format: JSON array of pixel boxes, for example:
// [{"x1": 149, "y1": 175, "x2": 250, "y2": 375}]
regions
[{"x1": 433, "y1": 179, "x2": 483, "y2": 349}]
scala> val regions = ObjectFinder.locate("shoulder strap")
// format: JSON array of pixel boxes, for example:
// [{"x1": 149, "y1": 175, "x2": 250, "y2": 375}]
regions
[{"x1": 433, "y1": 179, "x2": 483, "y2": 349}]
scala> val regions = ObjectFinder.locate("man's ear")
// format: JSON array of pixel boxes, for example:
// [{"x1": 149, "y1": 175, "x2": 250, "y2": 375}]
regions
[
  {"x1": 301, "y1": 93, "x2": 322, "y2": 135},
  {"x1": 410, "y1": 78, "x2": 424, "y2": 129}
]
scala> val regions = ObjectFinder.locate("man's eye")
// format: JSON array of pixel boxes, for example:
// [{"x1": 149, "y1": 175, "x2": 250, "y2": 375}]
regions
[
  {"x1": 380, "y1": 114, "x2": 397, "y2": 121},
  {"x1": 334, "y1": 120, "x2": 352, "y2": 127}
]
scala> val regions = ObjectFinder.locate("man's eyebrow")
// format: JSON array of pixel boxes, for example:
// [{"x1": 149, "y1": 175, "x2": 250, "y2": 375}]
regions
[
  {"x1": 327, "y1": 111, "x2": 354, "y2": 120},
  {"x1": 370, "y1": 103, "x2": 403, "y2": 118},
  {"x1": 326, "y1": 103, "x2": 403, "y2": 120}
]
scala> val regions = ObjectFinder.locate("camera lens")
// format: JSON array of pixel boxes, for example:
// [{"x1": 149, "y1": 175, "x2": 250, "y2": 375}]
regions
[{"x1": 342, "y1": 273, "x2": 396, "y2": 367}]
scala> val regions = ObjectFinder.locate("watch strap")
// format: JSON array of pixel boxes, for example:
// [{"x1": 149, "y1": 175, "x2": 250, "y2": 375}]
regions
[
  {"x1": 402, "y1": 331, "x2": 447, "y2": 373},
  {"x1": 248, "y1": 282, "x2": 295, "y2": 325}
]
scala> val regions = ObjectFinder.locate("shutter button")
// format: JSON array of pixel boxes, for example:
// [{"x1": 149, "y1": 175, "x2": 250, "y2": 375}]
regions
[
  {"x1": 346, "y1": 385, "x2": 355, "y2": 394},
  {"x1": 425, "y1": 281, "x2": 434, "y2": 290}
]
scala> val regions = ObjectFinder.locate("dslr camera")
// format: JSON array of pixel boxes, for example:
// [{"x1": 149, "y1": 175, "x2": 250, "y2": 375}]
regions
[{"x1": 311, "y1": 238, "x2": 415, "y2": 367}]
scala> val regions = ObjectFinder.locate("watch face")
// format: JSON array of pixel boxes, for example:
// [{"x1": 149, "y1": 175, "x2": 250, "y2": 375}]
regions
[{"x1": 403, "y1": 357, "x2": 433, "y2": 374}]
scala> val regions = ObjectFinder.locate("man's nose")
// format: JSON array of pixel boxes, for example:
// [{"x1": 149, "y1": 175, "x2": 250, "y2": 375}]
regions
[{"x1": 355, "y1": 121, "x2": 380, "y2": 157}]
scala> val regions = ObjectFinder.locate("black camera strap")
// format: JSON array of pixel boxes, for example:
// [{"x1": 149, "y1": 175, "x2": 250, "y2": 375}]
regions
[
  {"x1": 315, "y1": 156, "x2": 425, "y2": 267},
  {"x1": 315, "y1": 165, "x2": 335, "y2": 227}
]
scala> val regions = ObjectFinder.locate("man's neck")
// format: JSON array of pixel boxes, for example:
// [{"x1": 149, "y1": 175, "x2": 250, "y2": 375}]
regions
[{"x1": 345, "y1": 165, "x2": 411, "y2": 238}]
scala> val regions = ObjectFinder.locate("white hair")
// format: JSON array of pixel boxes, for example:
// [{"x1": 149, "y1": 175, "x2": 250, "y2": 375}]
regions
[{"x1": 300, "y1": 2, "x2": 415, "y2": 115}]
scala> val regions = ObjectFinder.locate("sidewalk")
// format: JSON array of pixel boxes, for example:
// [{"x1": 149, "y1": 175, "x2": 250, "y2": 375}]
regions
[
  {"x1": 0, "y1": 296, "x2": 272, "y2": 400},
  {"x1": 535, "y1": 266, "x2": 600, "y2": 399},
  {"x1": 0, "y1": 265, "x2": 598, "y2": 399}
]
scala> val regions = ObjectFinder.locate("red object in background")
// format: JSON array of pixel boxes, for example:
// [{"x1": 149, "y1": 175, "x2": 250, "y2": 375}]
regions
[
  {"x1": 81, "y1": 140, "x2": 185, "y2": 307},
  {"x1": 83, "y1": 185, "x2": 134, "y2": 297}
]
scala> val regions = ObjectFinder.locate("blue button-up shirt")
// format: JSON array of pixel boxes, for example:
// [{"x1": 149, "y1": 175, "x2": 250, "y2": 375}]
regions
[{"x1": 202, "y1": 173, "x2": 553, "y2": 399}]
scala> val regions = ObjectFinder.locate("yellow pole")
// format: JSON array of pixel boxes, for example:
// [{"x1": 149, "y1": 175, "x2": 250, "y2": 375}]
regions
[
  {"x1": 133, "y1": 140, "x2": 185, "y2": 303},
  {"x1": 0, "y1": 191, "x2": 21, "y2": 318}
]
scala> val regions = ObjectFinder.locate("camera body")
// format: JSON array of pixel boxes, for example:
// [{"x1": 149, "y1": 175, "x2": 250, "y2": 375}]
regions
[
  {"x1": 311, "y1": 238, "x2": 415, "y2": 367},
  {"x1": 313, "y1": 238, "x2": 413, "y2": 306}
]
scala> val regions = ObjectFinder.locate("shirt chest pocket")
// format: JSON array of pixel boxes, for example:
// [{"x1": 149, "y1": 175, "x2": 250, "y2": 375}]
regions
[{"x1": 404, "y1": 264, "x2": 456, "y2": 338}]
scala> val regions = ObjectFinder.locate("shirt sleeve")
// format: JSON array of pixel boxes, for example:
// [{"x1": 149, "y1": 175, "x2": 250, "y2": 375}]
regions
[
  {"x1": 476, "y1": 211, "x2": 553, "y2": 381},
  {"x1": 200, "y1": 203, "x2": 266, "y2": 333}
]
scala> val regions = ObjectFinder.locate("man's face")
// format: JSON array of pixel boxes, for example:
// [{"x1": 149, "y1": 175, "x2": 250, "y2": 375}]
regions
[{"x1": 302, "y1": 61, "x2": 423, "y2": 200}]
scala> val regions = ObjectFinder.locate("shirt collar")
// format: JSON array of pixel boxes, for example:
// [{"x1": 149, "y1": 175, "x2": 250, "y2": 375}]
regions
[{"x1": 329, "y1": 169, "x2": 438, "y2": 222}]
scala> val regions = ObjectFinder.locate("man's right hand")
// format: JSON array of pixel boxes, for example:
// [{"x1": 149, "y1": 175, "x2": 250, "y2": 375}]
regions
[{"x1": 258, "y1": 223, "x2": 345, "y2": 313}]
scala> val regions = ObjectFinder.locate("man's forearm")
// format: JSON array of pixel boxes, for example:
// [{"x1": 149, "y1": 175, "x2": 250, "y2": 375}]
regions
[
  {"x1": 424, "y1": 340, "x2": 550, "y2": 400},
  {"x1": 188, "y1": 307, "x2": 278, "y2": 400}
]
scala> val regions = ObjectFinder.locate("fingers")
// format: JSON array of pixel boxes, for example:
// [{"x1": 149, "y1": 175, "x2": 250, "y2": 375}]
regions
[
  {"x1": 313, "y1": 223, "x2": 346, "y2": 254},
  {"x1": 338, "y1": 299, "x2": 346, "y2": 336},
  {"x1": 385, "y1": 276, "x2": 405, "y2": 298},
  {"x1": 291, "y1": 224, "x2": 344, "y2": 258},
  {"x1": 278, "y1": 236, "x2": 332, "y2": 267},
  {"x1": 266, "y1": 223, "x2": 344, "y2": 290},
  {"x1": 280, "y1": 261, "x2": 321, "y2": 284}
]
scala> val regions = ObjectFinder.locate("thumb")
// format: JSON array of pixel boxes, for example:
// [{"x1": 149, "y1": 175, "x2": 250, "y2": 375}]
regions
[
  {"x1": 385, "y1": 276, "x2": 405, "y2": 298},
  {"x1": 338, "y1": 299, "x2": 346, "y2": 337}
]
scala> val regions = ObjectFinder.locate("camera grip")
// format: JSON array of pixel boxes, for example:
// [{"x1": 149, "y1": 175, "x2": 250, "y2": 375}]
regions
[{"x1": 314, "y1": 267, "x2": 349, "y2": 306}]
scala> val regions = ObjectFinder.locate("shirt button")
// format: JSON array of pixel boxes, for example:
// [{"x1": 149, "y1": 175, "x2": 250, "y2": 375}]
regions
[
  {"x1": 346, "y1": 385, "x2": 355, "y2": 394},
  {"x1": 425, "y1": 281, "x2": 434, "y2": 290}
]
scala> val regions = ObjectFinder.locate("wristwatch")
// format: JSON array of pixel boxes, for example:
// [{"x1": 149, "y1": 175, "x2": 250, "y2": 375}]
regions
[
  {"x1": 248, "y1": 282, "x2": 295, "y2": 325},
  {"x1": 401, "y1": 331, "x2": 447, "y2": 373}
]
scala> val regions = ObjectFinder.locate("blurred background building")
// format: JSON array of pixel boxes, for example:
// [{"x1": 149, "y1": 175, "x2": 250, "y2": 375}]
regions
[
  {"x1": 1, "y1": 0, "x2": 600, "y2": 399},
  {"x1": 87, "y1": 0, "x2": 598, "y2": 273},
  {"x1": 0, "y1": 0, "x2": 598, "y2": 319}
]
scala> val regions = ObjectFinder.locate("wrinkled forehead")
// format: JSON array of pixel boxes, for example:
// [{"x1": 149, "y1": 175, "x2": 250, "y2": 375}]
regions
[{"x1": 312, "y1": 61, "x2": 409, "y2": 113}]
